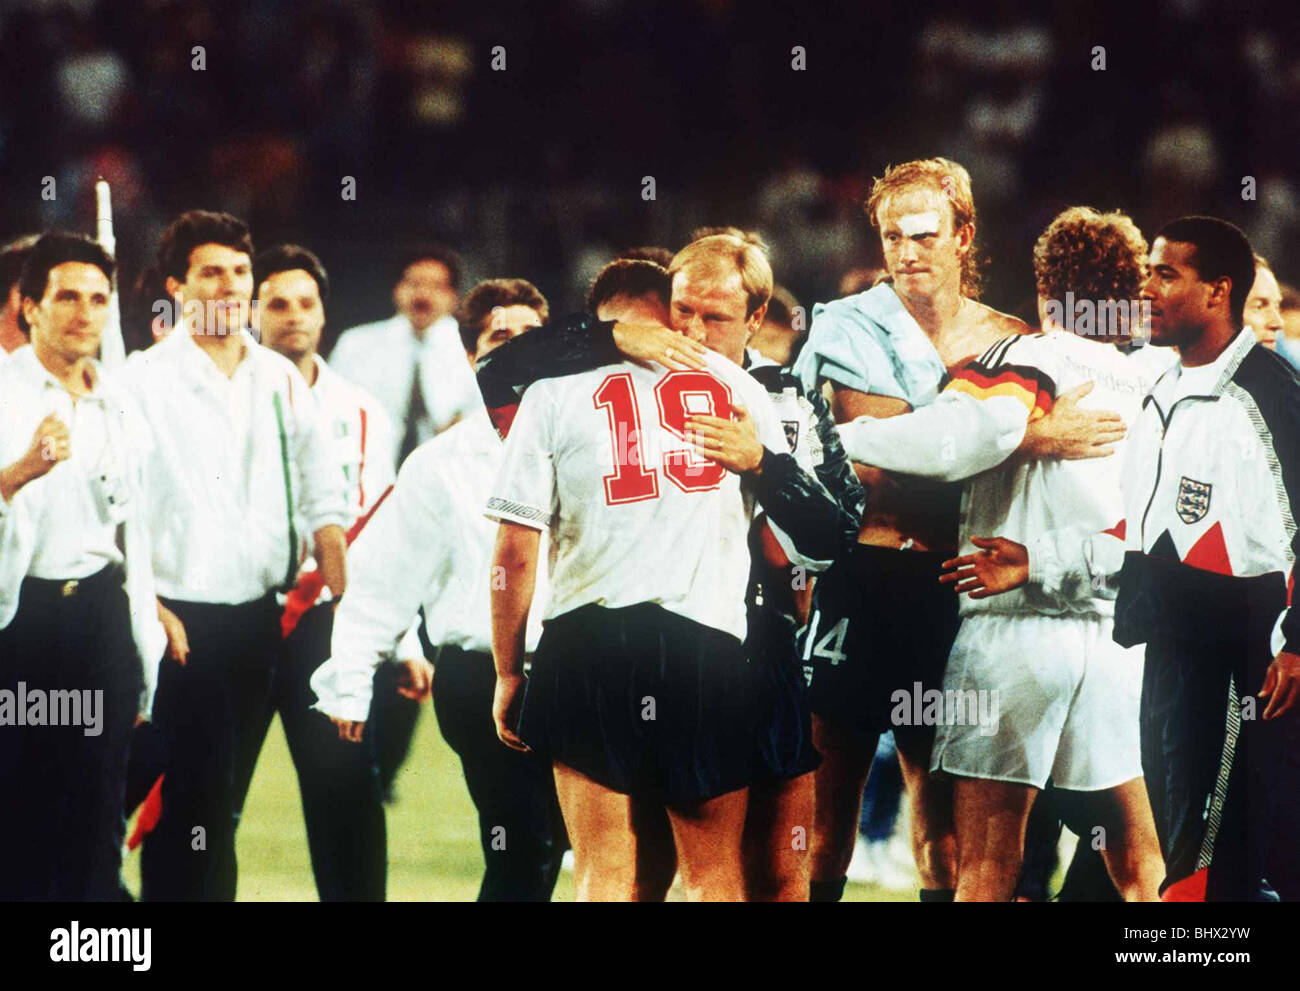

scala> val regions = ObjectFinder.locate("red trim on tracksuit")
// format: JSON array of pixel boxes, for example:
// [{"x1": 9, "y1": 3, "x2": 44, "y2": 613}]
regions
[
  {"x1": 1161, "y1": 868, "x2": 1209, "y2": 902},
  {"x1": 357, "y1": 407, "x2": 368, "y2": 510}
]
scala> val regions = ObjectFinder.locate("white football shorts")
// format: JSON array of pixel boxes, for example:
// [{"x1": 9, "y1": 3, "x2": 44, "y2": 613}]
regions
[{"x1": 929, "y1": 612, "x2": 1143, "y2": 791}]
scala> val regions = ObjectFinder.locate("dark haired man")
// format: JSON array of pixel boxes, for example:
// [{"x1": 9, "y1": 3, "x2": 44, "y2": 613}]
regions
[
  {"x1": 0, "y1": 232, "x2": 166, "y2": 900},
  {"x1": 456, "y1": 278, "x2": 549, "y2": 356},
  {"x1": 615, "y1": 246, "x2": 675, "y2": 269},
  {"x1": 0, "y1": 235, "x2": 40, "y2": 358},
  {"x1": 125, "y1": 211, "x2": 349, "y2": 901},
  {"x1": 330, "y1": 245, "x2": 470, "y2": 465},
  {"x1": 1109, "y1": 216, "x2": 1300, "y2": 900},
  {"x1": 250, "y1": 244, "x2": 406, "y2": 899},
  {"x1": 586, "y1": 259, "x2": 672, "y2": 316}
]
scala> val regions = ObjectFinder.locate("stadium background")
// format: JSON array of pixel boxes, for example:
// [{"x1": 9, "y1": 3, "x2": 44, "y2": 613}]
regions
[{"x1": 1, "y1": 0, "x2": 1294, "y2": 900}]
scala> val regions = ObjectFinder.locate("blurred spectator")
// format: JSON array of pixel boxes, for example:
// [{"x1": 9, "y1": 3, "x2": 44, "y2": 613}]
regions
[
  {"x1": 749, "y1": 284, "x2": 805, "y2": 368},
  {"x1": 328, "y1": 244, "x2": 467, "y2": 466},
  {"x1": 1274, "y1": 281, "x2": 1300, "y2": 371},
  {"x1": 838, "y1": 266, "x2": 888, "y2": 297},
  {"x1": 1244, "y1": 254, "x2": 1285, "y2": 347},
  {"x1": 0, "y1": 0, "x2": 1295, "y2": 337}
]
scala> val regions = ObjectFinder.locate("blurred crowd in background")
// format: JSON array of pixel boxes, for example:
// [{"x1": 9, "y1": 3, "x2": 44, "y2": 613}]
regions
[{"x1": 1, "y1": 0, "x2": 1296, "y2": 353}]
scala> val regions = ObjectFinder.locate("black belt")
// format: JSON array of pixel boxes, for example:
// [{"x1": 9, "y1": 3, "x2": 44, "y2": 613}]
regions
[
  {"x1": 21, "y1": 563, "x2": 125, "y2": 603},
  {"x1": 434, "y1": 644, "x2": 493, "y2": 666}
]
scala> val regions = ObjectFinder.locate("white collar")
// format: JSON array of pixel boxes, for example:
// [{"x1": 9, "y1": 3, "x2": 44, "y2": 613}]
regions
[
  {"x1": 170, "y1": 326, "x2": 257, "y2": 375},
  {"x1": 12, "y1": 344, "x2": 106, "y2": 402},
  {"x1": 310, "y1": 352, "x2": 336, "y2": 390}
]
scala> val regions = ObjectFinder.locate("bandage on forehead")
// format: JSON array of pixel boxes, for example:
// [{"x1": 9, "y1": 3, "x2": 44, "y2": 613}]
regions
[{"x1": 897, "y1": 212, "x2": 942, "y2": 238}]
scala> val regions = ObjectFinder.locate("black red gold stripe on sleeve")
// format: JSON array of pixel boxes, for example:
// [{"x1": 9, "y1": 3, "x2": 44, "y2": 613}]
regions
[{"x1": 946, "y1": 363, "x2": 1055, "y2": 419}]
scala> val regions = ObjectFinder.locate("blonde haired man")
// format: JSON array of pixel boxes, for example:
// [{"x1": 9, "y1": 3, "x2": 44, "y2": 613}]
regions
[
  {"x1": 794, "y1": 159, "x2": 1117, "y2": 901},
  {"x1": 486, "y1": 234, "x2": 851, "y2": 901},
  {"x1": 835, "y1": 206, "x2": 1167, "y2": 901}
]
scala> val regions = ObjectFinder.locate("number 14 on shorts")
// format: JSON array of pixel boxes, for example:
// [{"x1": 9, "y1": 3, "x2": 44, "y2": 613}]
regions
[{"x1": 801, "y1": 610, "x2": 849, "y2": 665}]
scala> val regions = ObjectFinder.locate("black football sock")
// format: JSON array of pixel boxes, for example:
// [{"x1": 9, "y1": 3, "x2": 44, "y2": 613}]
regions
[
  {"x1": 919, "y1": 888, "x2": 956, "y2": 902},
  {"x1": 810, "y1": 877, "x2": 847, "y2": 903}
]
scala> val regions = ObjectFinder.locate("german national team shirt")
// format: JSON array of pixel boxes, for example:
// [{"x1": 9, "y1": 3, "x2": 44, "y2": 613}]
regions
[
  {"x1": 486, "y1": 351, "x2": 786, "y2": 643},
  {"x1": 835, "y1": 330, "x2": 1166, "y2": 617}
]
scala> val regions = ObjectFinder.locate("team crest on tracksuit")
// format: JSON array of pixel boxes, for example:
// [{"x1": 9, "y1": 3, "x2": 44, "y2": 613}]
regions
[
  {"x1": 1176, "y1": 476, "x2": 1212, "y2": 524},
  {"x1": 783, "y1": 420, "x2": 799, "y2": 452}
]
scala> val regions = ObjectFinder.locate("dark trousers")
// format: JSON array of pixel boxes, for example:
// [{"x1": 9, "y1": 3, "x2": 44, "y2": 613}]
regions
[
  {"x1": 431, "y1": 646, "x2": 566, "y2": 901},
  {"x1": 370, "y1": 656, "x2": 423, "y2": 799},
  {"x1": 1141, "y1": 635, "x2": 1277, "y2": 900},
  {"x1": 141, "y1": 594, "x2": 280, "y2": 902},
  {"x1": 266, "y1": 602, "x2": 386, "y2": 901},
  {"x1": 0, "y1": 566, "x2": 141, "y2": 901}
]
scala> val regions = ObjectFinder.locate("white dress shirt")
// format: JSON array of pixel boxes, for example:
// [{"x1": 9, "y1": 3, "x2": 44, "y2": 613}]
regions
[
  {"x1": 124, "y1": 329, "x2": 350, "y2": 604},
  {"x1": 19, "y1": 359, "x2": 122, "y2": 579},
  {"x1": 0, "y1": 346, "x2": 166, "y2": 715},
  {"x1": 328, "y1": 313, "x2": 480, "y2": 463},
  {"x1": 310, "y1": 410, "x2": 548, "y2": 722}
]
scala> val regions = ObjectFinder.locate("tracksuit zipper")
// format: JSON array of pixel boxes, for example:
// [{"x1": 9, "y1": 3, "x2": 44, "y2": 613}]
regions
[{"x1": 1139, "y1": 394, "x2": 1217, "y2": 546}]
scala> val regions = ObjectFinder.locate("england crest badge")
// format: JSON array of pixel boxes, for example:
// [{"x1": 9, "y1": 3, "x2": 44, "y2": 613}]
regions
[{"x1": 1176, "y1": 476, "x2": 1212, "y2": 524}]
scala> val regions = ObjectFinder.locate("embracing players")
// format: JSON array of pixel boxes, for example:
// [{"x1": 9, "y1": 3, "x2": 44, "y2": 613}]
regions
[
  {"x1": 485, "y1": 236, "x2": 806, "y2": 901},
  {"x1": 793, "y1": 158, "x2": 1031, "y2": 902},
  {"x1": 835, "y1": 206, "x2": 1169, "y2": 900}
]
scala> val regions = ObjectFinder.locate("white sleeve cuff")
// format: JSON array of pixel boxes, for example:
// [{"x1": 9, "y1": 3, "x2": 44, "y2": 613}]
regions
[
  {"x1": 309, "y1": 656, "x2": 376, "y2": 723},
  {"x1": 396, "y1": 623, "x2": 425, "y2": 662},
  {"x1": 135, "y1": 617, "x2": 166, "y2": 720},
  {"x1": 484, "y1": 496, "x2": 553, "y2": 530}
]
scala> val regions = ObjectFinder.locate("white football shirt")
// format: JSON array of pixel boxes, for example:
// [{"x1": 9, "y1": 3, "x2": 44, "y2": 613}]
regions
[{"x1": 487, "y1": 351, "x2": 784, "y2": 642}]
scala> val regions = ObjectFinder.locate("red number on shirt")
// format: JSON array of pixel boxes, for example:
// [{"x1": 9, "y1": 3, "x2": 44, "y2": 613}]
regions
[
  {"x1": 592, "y1": 370, "x2": 733, "y2": 505},
  {"x1": 594, "y1": 373, "x2": 660, "y2": 504},
  {"x1": 655, "y1": 371, "x2": 731, "y2": 492}
]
